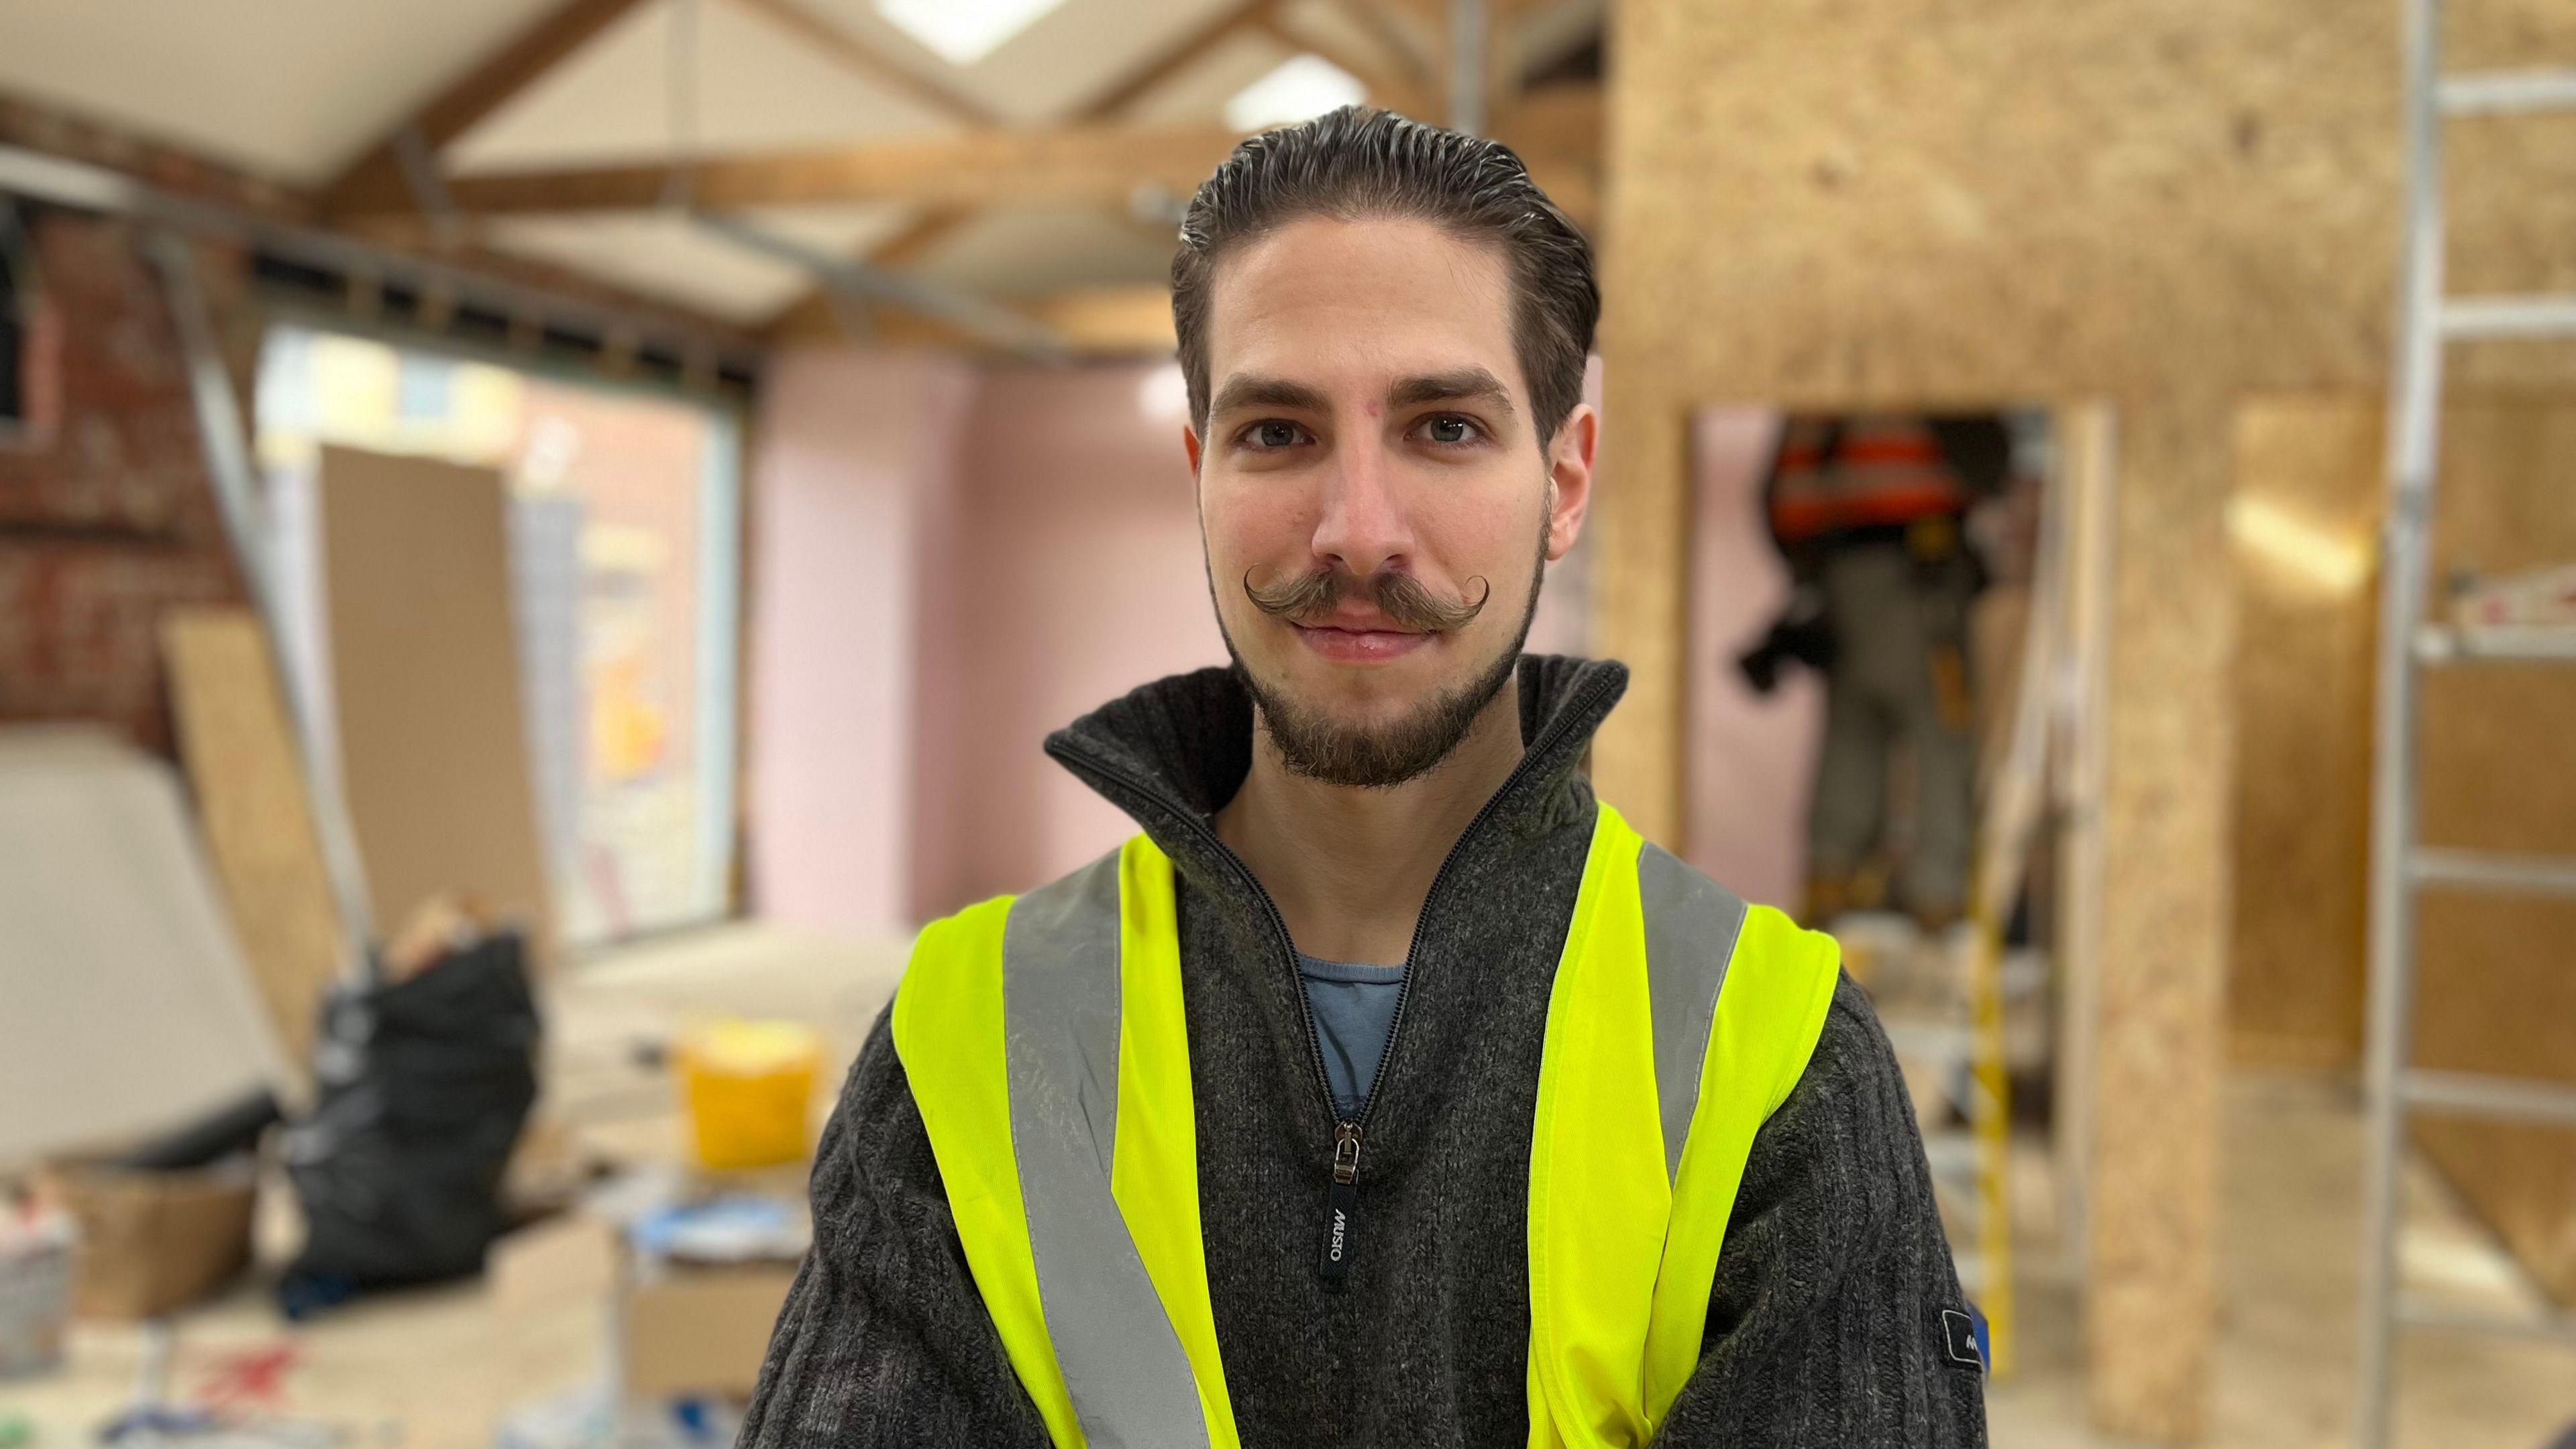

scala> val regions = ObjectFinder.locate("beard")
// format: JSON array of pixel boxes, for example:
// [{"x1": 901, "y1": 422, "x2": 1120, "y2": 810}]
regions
[{"x1": 1218, "y1": 511, "x2": 1550, "y2": 790}]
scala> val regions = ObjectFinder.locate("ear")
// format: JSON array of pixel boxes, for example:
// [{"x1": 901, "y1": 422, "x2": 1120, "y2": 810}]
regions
[
  {"x1": 1542, "y1": 402, "x2": 1597, "y2": 562},
  {"x1": 1183, "y1": 424, "x2": 1204, "y2": 477}
]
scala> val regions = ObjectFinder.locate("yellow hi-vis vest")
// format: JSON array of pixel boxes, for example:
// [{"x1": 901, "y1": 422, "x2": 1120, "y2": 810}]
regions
[{"x1": 891, "y1": 802, "x2": 1840, "y2": 1449}]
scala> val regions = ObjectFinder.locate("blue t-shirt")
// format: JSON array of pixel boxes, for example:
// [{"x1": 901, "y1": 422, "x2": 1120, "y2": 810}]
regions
[{"x1": 1297, "y1": 955, "x2": 1408, "y2": 1120}]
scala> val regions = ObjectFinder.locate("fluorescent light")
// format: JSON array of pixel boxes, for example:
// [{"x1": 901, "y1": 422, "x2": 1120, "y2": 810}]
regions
[
  {"x1": 1225, "y1": 54, "x2": 1366, "y2": 131},
  {"x1": 2226, "y1": 495, "x2": 2372, "y2": 594},
  {"x1": 875, "y1": 0, "x2": 1067, "y2": 65}
]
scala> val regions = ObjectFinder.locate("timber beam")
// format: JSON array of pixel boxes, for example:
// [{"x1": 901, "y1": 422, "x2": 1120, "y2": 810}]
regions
[{"x1": 333, "y1": 87, "x2": 1601, "y2": 223}]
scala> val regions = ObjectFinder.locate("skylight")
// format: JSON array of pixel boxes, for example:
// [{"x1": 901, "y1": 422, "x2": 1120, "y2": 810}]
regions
[
  {"x1": 874, "y1": 0, "x2": 1069, "y2": 66},
  {"x1": 1224, "y1": 54, "x2": 1366, "y2": 131}
]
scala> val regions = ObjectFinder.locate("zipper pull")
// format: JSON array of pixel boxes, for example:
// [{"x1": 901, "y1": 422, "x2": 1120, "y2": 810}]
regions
[{"x1": 1319, "y1": 1122, "x2": 1362, "y2": 1289}]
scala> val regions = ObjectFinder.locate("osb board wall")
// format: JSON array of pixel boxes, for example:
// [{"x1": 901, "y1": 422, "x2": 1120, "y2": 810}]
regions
[
  {"x1": 2226, "y1": 399, "x2": 2381, "y2": 1069},
  {"x1": 2414, "y1": 896, "x2": 2576, "y2": 1306},
  {"x1": 2226, "y1": 396, "x2": 2576, "y2": 1069},
  {"x1": 2411, "y1": 396, "x2": 2576, "y2": 1307},
  {"x1": 1594, "y1": 0, "x2": 2576, "y2": 832},
  {"x1": 2216, "y1": 394, "x2": 2576, "y2": 1302},
  {"x1": 162, "y1": 608, "x2": 344, "y2": 1077},
  {"x1": 1597, "y1": 0, "x2": 2576, "y2": 1437}
]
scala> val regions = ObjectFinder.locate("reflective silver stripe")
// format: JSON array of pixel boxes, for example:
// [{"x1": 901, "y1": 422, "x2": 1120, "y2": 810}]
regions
[
  {"x1": 1004, "y1": 852, "x2": 1212, "y2": 1449},
  {"x1": 1637, "y1": 841, "x2": 1749, "y2": 1183}
]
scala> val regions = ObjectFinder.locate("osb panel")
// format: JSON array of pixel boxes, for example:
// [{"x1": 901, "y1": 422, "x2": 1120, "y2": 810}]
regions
[
  {"x1": 2225, "y1": 398, "x2": 2381, "y2": 1070},
  {"x1": 2208, "y1": 391, "x2": 2576, "y2": 1295},
  {"x1": 161, "y1": 608, "x2": 344, "y2": 1077},
  {"x1": 2447, "y1": 113, "x2": 2576, "y2": 301},
  {"x1": 2443, "y1": 0, "x2": 2576, "y2": 74},
  {"x1": 2443, "y1": 0, "x2": 2576, "y2": 301},
  {"x1": 1598, "y1": 0, "x2": 2576, "y2": 409},
  {"x1": 2412, "y1": 892, "x2": 2576, "y2": 1306},
  {"x1": 2418, "y1": 395, "x2": 2576, "y2": 857},
  {"x1": 1597, "y1": 0, "x2": 2576, "y2": 1428},
  {"x1": 2410, "y1": 393, "x2": 2576, "y2": 1308},
  {"x1": 2222, "y1": 394, "x2": 2576, "y2": 1072},
  {"x1": 1602, "y1": 0, "x2": 2396, "y2": 409},
  {"x1": 2418, "y1": 670, "x2": 2576, "y2": 851},
  {"x1": 1587, "y1": 400, "x2": 1688, "y2": 845},
  {"x1": 2425, "y1": 394, "x2": 2576, "y2": 590},
  {"x1": 2080, "y1": 407, "x2": 2235, "y2": 1440},
  {"x1": 1599, "y1": 0, "x2": 2576, "y2": 1432}
]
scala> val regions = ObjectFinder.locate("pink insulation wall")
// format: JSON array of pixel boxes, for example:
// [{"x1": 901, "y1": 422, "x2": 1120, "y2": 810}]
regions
[
  {"x1": 748, "y1": 352, "x2": 1665, "y2": 933},
  {"x1": 922, "y1": 364, "x2": 1228, "y2": 915},
  {"x1": 747, "y1": 354, "x2": 1222, "y2": 932},
  {"x1": 745, "y1": 348, "x2": 977, "y2": 936},
  {"x1": 1684, "y1": 408, "x2": 1819, "y2": 912}
]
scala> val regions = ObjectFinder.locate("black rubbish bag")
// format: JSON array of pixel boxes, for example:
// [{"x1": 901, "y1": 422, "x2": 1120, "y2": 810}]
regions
[{"x1": 278, "y1": 930, "x2": 539, "y2": 1316}]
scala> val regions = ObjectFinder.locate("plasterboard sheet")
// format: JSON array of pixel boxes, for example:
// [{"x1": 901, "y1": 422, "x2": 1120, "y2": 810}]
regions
[
  {"x1": 319, "y1": 445, "x2": 555, "y2": 967},
  {"x1": 0, "y1": 729, "x2": 288, "y2": 1169}
]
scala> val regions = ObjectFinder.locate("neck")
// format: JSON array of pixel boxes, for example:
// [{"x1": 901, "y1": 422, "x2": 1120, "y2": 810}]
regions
[{"x1": 1214, "y1": 680, "x2": 1525, "y2": 966}]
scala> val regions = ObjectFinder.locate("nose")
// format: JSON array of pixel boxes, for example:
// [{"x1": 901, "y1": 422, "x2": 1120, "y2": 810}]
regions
[{"x1": 1309, "y1": 434, "x2": 1415, "y2": 580}]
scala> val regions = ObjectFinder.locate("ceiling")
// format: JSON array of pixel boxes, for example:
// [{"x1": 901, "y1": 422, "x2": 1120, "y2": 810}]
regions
[
  {"x1": 0, "y1": 0, "x2": 1602, "y2": 331},
  {"x1": 0, "y1": 0, "x2": 572, "y2": 184}
]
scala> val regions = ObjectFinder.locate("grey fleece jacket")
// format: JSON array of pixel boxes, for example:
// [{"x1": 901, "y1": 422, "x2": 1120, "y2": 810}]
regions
[{"x1": 741, "y1": 656, "x2": 1986, "y2": 1447}]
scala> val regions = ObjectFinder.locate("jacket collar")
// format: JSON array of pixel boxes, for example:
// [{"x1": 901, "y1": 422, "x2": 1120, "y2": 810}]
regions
[{"x1": 1042, "y1": 654, "x2": 1629, "y2": 898}]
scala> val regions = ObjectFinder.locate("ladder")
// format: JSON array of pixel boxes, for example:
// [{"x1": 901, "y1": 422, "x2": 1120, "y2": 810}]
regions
[{"x1": 2353, "y1": 1, "x2": 2576, "y2": 1443}]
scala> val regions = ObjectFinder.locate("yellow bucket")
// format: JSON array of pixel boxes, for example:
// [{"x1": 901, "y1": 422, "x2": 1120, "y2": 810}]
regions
[{"x1": 678, "y1": 1020, "x2": 821, "y2": 1170}]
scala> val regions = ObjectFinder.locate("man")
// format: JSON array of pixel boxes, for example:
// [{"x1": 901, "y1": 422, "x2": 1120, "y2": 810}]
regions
[
  {"x1": 742, "y1": 107, "x2": 1985, "y2": 1448},
  {"x1": 1741, "y1": 413, "x2": 2013, "y2": 929}
]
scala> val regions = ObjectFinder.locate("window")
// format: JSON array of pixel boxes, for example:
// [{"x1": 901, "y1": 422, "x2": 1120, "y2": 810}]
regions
[{"x1": 256, "y1": 326, "x2": 741, "y2": 947}]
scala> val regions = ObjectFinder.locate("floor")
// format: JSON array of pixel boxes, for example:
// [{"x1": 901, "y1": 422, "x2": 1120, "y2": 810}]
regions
[
  {"x1": 3, "y1": 924, "x2": 2569, "y2": 1448},
  {"x1": 1985, "y1": 1073, "x2": 2575, "y2": 1448},
  {"x1": 0, "y1": 922, "x2": 910, "y2": 1449}
]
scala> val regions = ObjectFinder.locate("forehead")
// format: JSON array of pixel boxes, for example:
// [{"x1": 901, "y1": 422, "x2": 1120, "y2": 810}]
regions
[{"x1": 1202, "y1": 215, "x2": 1525, "y2": 406}]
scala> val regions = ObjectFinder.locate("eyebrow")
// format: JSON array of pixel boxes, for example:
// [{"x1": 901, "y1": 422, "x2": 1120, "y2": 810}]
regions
[
  {"x1": 1387, "y1": 368, "x2": 1516, "y2": 418},
  {"x1": 1208, "y1": 368, "x2": 1520, "y2": 421},
  {"x1": 1208, "y1": 375, "x2": 1332, "y2": 417}
]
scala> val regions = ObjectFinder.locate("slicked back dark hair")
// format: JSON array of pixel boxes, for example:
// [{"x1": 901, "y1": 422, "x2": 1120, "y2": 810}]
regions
[{"x1": 1171, "y1": 105, "x2": 1598, "y2": 445}]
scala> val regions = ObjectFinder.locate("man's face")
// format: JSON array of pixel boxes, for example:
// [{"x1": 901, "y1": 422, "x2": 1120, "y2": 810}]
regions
[{"x1": 1185, "y1": 215, "x2": 1596, "y2": 787}]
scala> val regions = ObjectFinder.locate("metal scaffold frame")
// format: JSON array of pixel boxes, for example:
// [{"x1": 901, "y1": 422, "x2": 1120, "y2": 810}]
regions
[{"x1": 2353, "y1": 1, "x2": 2576, "y2": 1443}]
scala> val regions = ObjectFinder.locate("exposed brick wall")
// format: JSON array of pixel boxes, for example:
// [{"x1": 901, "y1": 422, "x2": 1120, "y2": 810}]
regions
[{"x1": 0, "y1": 211, "x2": 246, "y2": 756}]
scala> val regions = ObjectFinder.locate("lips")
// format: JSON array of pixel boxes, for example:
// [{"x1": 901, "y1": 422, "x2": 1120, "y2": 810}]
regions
[{"x1": 1291, "y1": 622, "x2": 1434, "y2": 662}]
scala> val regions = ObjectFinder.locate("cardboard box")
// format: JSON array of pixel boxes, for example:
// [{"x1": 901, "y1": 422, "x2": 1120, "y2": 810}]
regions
[
  {"x1": 46, "y1": 1159, "x2": 255, "y2": 1320},
  {"x1": 493, "y1": 1190, "x2": 803, "y2": 1404},
  {"x1": 617, "y1": 1261, "x2": 799, "y2": 1401},
  {"x1": 491, "y1": 1212, "x2": 619, "y2": 1318}
]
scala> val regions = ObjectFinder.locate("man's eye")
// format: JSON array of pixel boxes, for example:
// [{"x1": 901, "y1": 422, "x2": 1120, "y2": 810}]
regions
[
  {"x1": 1419, "y1": 415, "x2": 1482, "y2": 445},
  {"x1": 1244, "y1": 421, "x2": 1307, "y2": 449}
]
